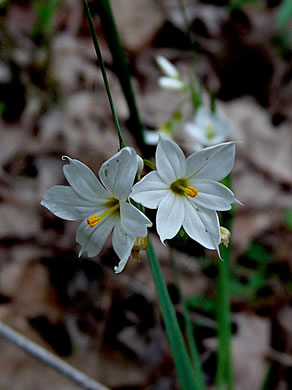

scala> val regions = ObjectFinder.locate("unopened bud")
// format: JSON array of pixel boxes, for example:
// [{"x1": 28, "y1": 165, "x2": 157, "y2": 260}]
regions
[
  {"x1": 132, "y1": 235, "x2": 149, "y2": 262},
  {"x1": 220, "y1": 226, "x2": 231, "y2": 248},
  {"x1": 137, "y1": 155, "x2": 144, "y2": 177}
]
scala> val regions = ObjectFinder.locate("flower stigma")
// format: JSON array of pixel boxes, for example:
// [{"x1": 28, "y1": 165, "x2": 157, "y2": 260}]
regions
[
  {"x1": 87, "y1": 202, "x2": 120, "y2": 228},
  {"x1": 170, "y1": 178, "x2": 198, "y2": 198}
]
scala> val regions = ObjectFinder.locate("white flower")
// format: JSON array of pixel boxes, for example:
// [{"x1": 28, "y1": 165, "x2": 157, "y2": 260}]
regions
[
  {"x1": 185, "y1": 106, "x2": 231, "y2": 150},
  {"x1": 130, "y1": 137, "x2": 241, "y2": 256},
  {"x1": 41, "y1": 147, "x2": 152, "y2": 273},
  {"x1": 156, "y1": 55, "x2": 186, "y2": 91}
]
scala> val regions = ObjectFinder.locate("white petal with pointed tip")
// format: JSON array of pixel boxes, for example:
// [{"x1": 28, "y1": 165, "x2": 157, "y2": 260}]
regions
[
  {"x1": 156, "y1": 192, "x2": 185, "y2": 243},
  {"x1": 41, "y1": 185, "x2": 105, "y2": 221},
  {"x1": 189, "y1": 179, "x2": 240, "y2": 211},
  {"x1": 156, "y1": 137, "x2": 187, "y2": 183},
  {"x1": 186, "y1": 142, "x2": 236, "y2": 181},
  {"x1": 182, "y1": 200, "x2": 220, "y2": 251},
  {"x1": 156, "y1": 56, "x2": 179, "y2": 78},
  {"x1": 158, "y1": 77, "x2": 185, "y2": 90},
  {"x1": 113, "y1": 223, "x2": 136, "y2": 273},
  {"x1": 99, "y1": 147, "x2": 137, "y2": 201},
  {"x1": 62, "y1": 156, "x2": 108, "y2": 202}
]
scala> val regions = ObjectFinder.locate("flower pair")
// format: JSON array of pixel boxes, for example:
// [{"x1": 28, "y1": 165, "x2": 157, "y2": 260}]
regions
[{"x1": 41, "y1": 138, "x2": 240, "y2": 272}]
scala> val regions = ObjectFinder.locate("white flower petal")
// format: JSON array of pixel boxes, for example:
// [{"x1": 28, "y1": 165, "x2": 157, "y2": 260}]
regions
[
  {"x1": 99, "y1": 147, "x2": 137, "y2": 201},
  {"x1": 189, "y1": 179, "x2": 240, "y2": 211},
  {"x1": 156, "y1": 137, "x2": 187, "y2": 183},
  {"x1": 130, "y1": 171, "x2": 169, "y2": 209},
  {"x1": 158, "y1": 77, "x2": 185, "y2": 90},
  {"x1": 76, "y1": 215, "x2": 117, "y2": 257},
  {"x1": 112, "y1": 223, "x2": 136, "y2": 273},
  {"x1": 120, "y1": 201, "x2": 152, "y2": 237},
  {"x1": 41, "y1": 185, "x2": 102, "y2": 221},
  {"x1": 186, "y1": 142, "x2": 236, "y2": 181},
  {"x1": 195, "y1": 106, "x2": 209, "y2": 123},
  {"x1": 62, "y1": 156, "x2": 108, "y2": 202},
  {"x1": 144, "y1": 130, "x2": 160, "y2": 145},
  {"x1": 183, "y1": 200, "x2": 220, "y2": 251},
  {"x1": 185, "y1": 121, "x2": 228, "y2": 147},
  {"x1": 156, "y1": 56, "x2": 180, "y2": 78},
  {"x1": 156, "y1": 192, "x2": 185, "y2": 244}
]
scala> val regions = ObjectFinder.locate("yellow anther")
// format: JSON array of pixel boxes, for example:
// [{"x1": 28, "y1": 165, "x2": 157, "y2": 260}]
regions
[
  {"x1": 176, "y1": 184, "x2": 198, "y2": 198},
  {"x1": 87, "y1": 203, "x2": 120, "y2": 228},
  {"x1": 184, "y1": 186, "x2": 198, "y2": 198},
  {"x1": 87, "y1": 213, "x2": 101, "y2": 228},
  {"x1": 171, "y1": 179, "x2": 199, "y2": 198}
]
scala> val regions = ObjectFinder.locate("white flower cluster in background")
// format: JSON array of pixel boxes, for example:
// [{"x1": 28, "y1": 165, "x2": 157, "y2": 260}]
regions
[
  {"x1": 151, "y1": 56, "x2": 232, "y2": 151},
  {"x1": 185, "y1": 106, "x2": 231, "y2": 151}
]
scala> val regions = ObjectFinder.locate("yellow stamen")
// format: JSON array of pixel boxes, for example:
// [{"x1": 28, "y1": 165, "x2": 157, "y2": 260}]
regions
[
  {"x1": 184, "y1": 186, "x2": 198, "y2": 197},
  {"x1": 87, "y1": 203, "x2": 120, "y2": 228},
  {"x1": 87, "y1": 213, "x2": 101, "y2": 228},
  {"x1": 176, "y1": 183, "x2": 198, "y2": 198}
]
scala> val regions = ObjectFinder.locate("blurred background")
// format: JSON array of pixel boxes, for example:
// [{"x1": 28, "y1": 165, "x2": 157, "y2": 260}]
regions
[{"x1": 0, "y1": 0, "x2": 292, "y2": 389}]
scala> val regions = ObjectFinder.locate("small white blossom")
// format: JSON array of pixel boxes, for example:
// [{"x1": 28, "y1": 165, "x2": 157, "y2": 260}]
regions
[
  {"x1": 41, "y1": 148, "x2": 152, "y2": 273},
  {"x1": 185, "y1": 106, "x2": 231, "y2": 150},
  {"x1": 130, "y1": 137, "x2": 241, "y2": 256},
  {"x1": 156, "y1": 56, "x2": 187, "y2": 91},
  {"x1": 136, "y1": 154, "x2": 144, "y2": 176}
]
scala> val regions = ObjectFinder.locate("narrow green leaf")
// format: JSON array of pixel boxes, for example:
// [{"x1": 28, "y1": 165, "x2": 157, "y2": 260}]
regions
[
  {"x1": 216, "y1": 243, "x2": 233, "y2": 390},
  {"x1": 169, "y1": 250, "x2": 206, "y2": 390},
  {"x1": 147, "y1": 239, "x2": 199, "y2": 390},
  {"x1": 96, "y1": 0, "x2": 146, "y2": 150},
  {"x1": 83, "y1": 0, "x2": 125, "y2": 149}
]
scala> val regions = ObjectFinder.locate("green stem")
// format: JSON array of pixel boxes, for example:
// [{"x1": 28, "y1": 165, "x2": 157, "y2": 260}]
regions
[
  {"x1": 83, "y1": 0, "x2": 125, "y2": 149},
  {"x1": 216, "y1": 192, "x2": 233, "y2": 390},
  {"x1": 96, "y1": 0, "x2": 146, "y2": 149},
  {"x1": 169, "y1": 249, "x2": 206, "y2": 390},
  {"x1": 147, "y1": 239, "x2": 198, "y2": 390},
  {"x1": 216, "y1": 244, "x2": 233, "y2": 390}
]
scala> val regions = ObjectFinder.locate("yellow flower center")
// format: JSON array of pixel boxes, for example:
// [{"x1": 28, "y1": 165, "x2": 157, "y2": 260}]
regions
[
  {"x1": 170, "y1": 178, "x2": 198, "y2": 198},
  {"x1": 87, "y1": 201, "x2": 120, "y2": 228},
  {"x1": 206, "y1": 122, "x2": 216, "y2": 140}
]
